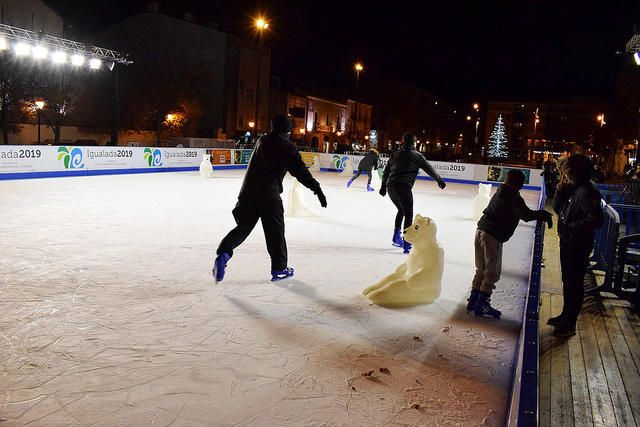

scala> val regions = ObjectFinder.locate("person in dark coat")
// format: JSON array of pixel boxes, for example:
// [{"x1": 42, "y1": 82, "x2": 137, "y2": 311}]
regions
[
  {"x1": 213, "y1": 113, "x2": 327, "y2": 283},
  {"x1": 379, "y1": 132, "x2": 447, "y2": 253},
  {"x1": 549, "y1": 154, "x2": 603, "y2": 337},
  {"x1": 347, "y1": 148, "x2": 379, "y2": 191},
  {"x1": 467, "y1": 169, "x2": 552, "y2": 318}
]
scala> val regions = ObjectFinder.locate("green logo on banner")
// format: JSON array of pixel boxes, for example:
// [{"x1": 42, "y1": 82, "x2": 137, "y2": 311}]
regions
[
  {"x1": 57, "y1": 146, "x2": 85, "y2": 169},
  {"x1": 144, "y1": 148, "x2": 163, "y2": 167}
]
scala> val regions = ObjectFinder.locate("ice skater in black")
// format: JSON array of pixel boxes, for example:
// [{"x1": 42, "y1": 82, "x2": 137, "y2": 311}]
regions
[
  {"x1": 379, "y1": 132, "x2": 446, "y2": 253},
  {"x1": 347, "y1": 148, "x2": 379, "y2": 192},
  {"x1": 213, "y1": 113, "x2": 327, "y2": 283}
]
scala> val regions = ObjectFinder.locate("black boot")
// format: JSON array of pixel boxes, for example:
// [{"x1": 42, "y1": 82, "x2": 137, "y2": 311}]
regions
[
  {"x1": 546, "y1": 314, "x2": 566, "y2": 326},
  {"x1": 552, "y1": 322, "x2": 576, "y2": 338},
  {"x1": 466, "y1": 289, "x2": 480, "y2": 312},
  {"x1": 474, "y1": 292, "x2": 501, "y2": 319}
]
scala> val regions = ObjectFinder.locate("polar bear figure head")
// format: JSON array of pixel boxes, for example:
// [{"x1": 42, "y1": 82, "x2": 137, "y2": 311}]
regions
[
  {"x1": 478, "y1": 183, "x2": 492, "y2": 197},
  {"x1": 403, "y1": 214, "x2": 438, "y2": 249}
]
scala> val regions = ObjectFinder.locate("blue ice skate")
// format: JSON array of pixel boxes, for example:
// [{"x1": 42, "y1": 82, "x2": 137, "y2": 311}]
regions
[
  {"x1": 367, "y1": 184, "x2": 375, "y2": 192},
  {"x1": 213, "y1": 252, "x2": 231, "y2": 284},
  {"x1": 346, "y1": 179, "x2": 353, "y2": 188},
  {"x1": 392, "y1": 228, "x2": 403, "y2": 247},
  {"x1": 403, "y1": 240, "x2": 412, "y2": 254},
  {"x1": 271, "y1": 267, "x2": 295, "y2": 282}
]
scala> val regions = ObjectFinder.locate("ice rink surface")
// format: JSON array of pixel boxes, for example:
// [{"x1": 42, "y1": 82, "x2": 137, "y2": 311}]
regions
[{"x1": 0, "y1": 170, "x2": 540, "y2": 426}]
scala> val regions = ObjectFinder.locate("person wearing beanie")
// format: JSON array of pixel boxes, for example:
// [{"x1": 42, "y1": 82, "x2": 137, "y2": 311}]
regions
[
  {"x1": 347, "y1": 148, "x2": 379, "y2": 191},
  {"x1": 466, "y1": 169, "x2": 553, "y2": 319},
  {"x1": 213, "y1": 113, "x2": 328, "y2": 283},
  {"x1": 379, "y1": 132, "x2": 446, "y2": 253},
  {"x1": 549, "y1": 154, "x2": 603, "y2": 337}
]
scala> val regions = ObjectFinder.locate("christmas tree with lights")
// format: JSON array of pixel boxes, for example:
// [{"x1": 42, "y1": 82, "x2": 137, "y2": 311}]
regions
[{"x1": 487, "y1": 114, "x2": 508, "y2": 161}]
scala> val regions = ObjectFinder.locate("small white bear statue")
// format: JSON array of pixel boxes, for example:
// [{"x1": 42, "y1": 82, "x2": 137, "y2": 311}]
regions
[
  {"x1": 286, "y1": 179, "x2": 318, "y2": 217},
  {"x1": 309, "y1": 155, "x2": 321, "y2": 172},
  {"x1": 338, "y1": 158, "x2": 353, "y2": 177},
  {"x1": 363, "y1": 214, "x2": 444, "y2": 307},
  {"x1": 472, "y1": 183, "x2": 492, "y2": 221},
  {"x1": 199, "y1": 154, "x2": 214, "y2": 178}
]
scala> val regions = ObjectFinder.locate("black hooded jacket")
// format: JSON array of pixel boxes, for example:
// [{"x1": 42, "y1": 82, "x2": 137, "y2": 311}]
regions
[
  {"x1": 238, "y1": 131, "x2": 321, "y2": 201},
  {"x1": 477, "y1": 184, "x2": 545, "y2": 243},
  {"x1": 358, "y1": 151, "x2": 379, "y2": 172},
  {"x1": 552, "y1": 181, "x2": 603, "y2": 241},
  {"x1": 381, "y1": 145, "x2": 442, "y2": 188}
]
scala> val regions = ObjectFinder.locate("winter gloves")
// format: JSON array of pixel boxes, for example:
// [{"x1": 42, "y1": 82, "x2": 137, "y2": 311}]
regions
[
  {"x1": 538, "y1": 210, "x2": 553, "y2": 229},
  {"x1": 315, "y1": 188, "x2": 328, "y2": 208}
]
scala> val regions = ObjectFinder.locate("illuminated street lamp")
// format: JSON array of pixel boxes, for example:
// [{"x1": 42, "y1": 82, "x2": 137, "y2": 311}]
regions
[
  {"x1": 473, "y1": 103, "x2": 479, "y2": 111},
  {"x1": 248, "y1": 121, "x2": 255, "y2": 129},
  {"x1": 34, "y1": 100, "x2": 45, "y2": 144},
  {"x1": 166, "y1": 113, "x2": 175, "y2": 122},
  {"x1": 253, "y1": 16, "x2": 269, "y2": 135},
  {"x1": 354, "y1": 62, "x2": 364, "y2": 88},
  {"x1": 597, "y1": 114, "x2": 606, "y2": 127},
  {"x1": 466, "y1": 115, "x2": 472, "y2": 121}
]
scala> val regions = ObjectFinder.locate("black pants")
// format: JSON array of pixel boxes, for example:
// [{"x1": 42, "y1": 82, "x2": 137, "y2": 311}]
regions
[
  {"x1": 217, "y1": 199, "x2": 287, "y2": 271},
  {"x1": 559, "y1": 237, "x2": 593, "y2": 325},
  {"x1": 388, "y1": 184, "x2": 413, "y2": 230},
  {"x1": 351, "y1": 169, "x2": 372, "y2": 185}
]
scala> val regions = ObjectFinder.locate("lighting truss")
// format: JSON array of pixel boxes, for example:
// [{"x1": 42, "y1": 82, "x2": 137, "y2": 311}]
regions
[
  {"x1": 0, "y1": 23, "x2": 132, "y2": 65},
  {"x1": 626, "y1": 34, "x2": 640, "y2": 53}
]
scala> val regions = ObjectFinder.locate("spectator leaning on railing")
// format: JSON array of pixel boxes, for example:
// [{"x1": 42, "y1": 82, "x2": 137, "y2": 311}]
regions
[{"x1": 549, "y1": 154, "x2": 604, "y2": 337}]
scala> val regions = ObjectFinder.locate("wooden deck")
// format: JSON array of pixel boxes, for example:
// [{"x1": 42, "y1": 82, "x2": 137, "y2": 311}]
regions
[{"x1": 539, "y1": 225, "x2": 640, "y2": 427}]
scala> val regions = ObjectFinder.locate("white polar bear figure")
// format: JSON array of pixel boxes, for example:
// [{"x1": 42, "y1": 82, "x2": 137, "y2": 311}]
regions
[
  {"x1": 309, "y1": 155, "x2": 321, "y2": 172},
  {"x1": 370, "y1": 167, "x2": 382, "y2": 190},
  {"x1": 199, "y1": 154, "x2": 214, "y2": 178},
  {"x1": 286, "y1": 179, "x2": 318, "y2": 217},
  {"x1": 363, "y1": 214, "x2": 444, "y2": 307},
  {"x1": 338, "y1": 158, "x2": 353, "y2": 177},
  {"x1": 472, "y1": 183, "x2": 492, "y2": 221}
]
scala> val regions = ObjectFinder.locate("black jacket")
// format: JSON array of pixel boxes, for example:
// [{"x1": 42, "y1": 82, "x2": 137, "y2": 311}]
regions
[
  {"x1": 552, "y1": 181, "x2": 603, "y2": 241},
  {"x1": 358, "y1": 151, "x2": 379, "y2": 172},
  {"x1": 238, "y1": 132, "x2": 321, "y2": 201},
  {"x1": 382, "y1": 147, "x2": 442, "y2": 188},
  {"x1": 477, "y1": 184, "x2": 545, "y2": 243}
]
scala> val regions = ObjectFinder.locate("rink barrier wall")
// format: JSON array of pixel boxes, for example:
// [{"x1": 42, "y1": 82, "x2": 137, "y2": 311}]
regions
[
  {"x1": 506, "y1": 181, "x2": 546, "y2": 427},
  {"x1": 0, "y1": 146, "x2": 543, "y2": 188}
]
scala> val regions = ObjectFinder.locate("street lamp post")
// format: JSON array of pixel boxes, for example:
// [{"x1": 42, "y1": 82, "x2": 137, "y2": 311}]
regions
[
  {"x1": 35, "y1": 100, "x2": 45, "y2": 144},
  {"x1": 352, "y1": 63, "x2": 364, "y2": 143},
  {"x1": 254, "y1": 17, "x2": 268, "y2": 136}
]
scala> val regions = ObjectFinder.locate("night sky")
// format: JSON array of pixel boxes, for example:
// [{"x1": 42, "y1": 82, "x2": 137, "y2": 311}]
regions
[{"x1": 49, "y1": 0, "x2": 640, "y2": 105}]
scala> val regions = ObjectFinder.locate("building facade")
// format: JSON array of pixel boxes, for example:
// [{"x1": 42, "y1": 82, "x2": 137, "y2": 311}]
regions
[
  {"x1": 100, "y1": 10, "x2": 270, "y2": 139},
  {"x1": 0, "y1": 0, "x2": 63, "y2": 36},
  {"x1": 270, "y1": 88, "x2": 371, "y2": 152},
  {"x1": 484, "y1": 101, "x2": 599, "y2": 162}
]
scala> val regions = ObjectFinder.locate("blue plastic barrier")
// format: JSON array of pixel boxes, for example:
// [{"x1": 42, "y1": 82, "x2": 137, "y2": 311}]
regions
[
  {"x1": 610, "y1": 204, "x2": 640, "y2": 238},
  {"x1": 508, "y1": 181, "x2": 546, "y2": 426}
]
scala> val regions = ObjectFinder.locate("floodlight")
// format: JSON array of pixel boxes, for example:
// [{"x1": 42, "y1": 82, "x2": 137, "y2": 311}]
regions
[
  {"x1": 51, "y1": 51, "x2": 67, "y2": 64},
  {"x1": 89, "y1": 58, "x2": 102, "y2": 69},
  {"x1": 14, "y1": 42, "x2": 31, "y2": 56},
  {"x1": 635, "y1": 52, "x2": 640, "y2": 66},
  {"x1": 32, "y1": 45, "x2": 48, "y2": 59},
  {"x1": 71, "y1": 54, "x2": 85, "y2": 66}
]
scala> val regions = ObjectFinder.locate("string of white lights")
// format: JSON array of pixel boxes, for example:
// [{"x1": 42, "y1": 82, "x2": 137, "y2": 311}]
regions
[{"x1": 0, "y1": 23, "x2": 132, "y2": 70}]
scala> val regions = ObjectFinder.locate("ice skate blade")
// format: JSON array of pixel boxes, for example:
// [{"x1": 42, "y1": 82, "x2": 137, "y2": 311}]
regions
[{"x1": 271, "y1": 267, "x2": 295, "y2": 282}]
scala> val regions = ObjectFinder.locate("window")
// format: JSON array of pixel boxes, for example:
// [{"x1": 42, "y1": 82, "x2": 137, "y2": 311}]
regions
[
  {"x1": 326, "y1": 114, "x2": 330, "y2": 126},
  {"x1": 288, "y1": 106, "x2": 305, "y2": 118}
]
